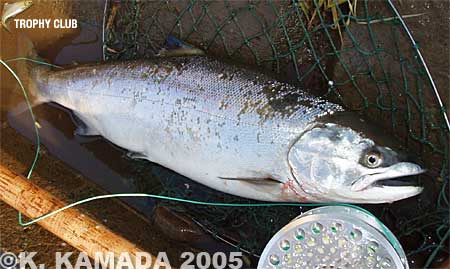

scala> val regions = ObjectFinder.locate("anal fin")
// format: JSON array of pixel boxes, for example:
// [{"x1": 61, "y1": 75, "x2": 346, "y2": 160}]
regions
[
  {"x1": 74, "y1": 125, "x2": 99, "y2": 136},
  {"x1": 71, "y1": 112, "x2": 100, "y2": 136}
]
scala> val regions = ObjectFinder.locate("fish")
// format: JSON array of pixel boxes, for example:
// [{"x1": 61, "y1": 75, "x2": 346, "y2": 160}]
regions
[
  {"x1": 1, "y1": 0, "x2": 33, "y2": 31},
  {"x1": 25, "y1": 56, "x2": 425, "y2": 203}
]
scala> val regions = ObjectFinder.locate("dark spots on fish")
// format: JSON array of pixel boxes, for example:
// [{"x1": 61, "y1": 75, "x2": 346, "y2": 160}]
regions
[
  {"x1": 219, "y1": 100, "x2": 229, "y2": 110},
  {"x1": 256, "y1": 104, "x2": 275, "y2": 121},
  {"x1": 182, "y1": 96, "x2": 197, "y2": 103},
  {"x1": 133, "y1": 91, "x2": 144, "y2": 103},
  {"x1": 163, "y1": 63, "x2": 174, "y2": 74},
  {"x1": 173, "y1": 62, "x2": 184, "y2": 75},
  {"x1": 260, "y1": 82, "x2": 315, "y2": 118},
  {"x1": 146, "y1": 61, "x2": 182, "y2": 84},
  {"x1": 238, "y1": 98, "x2": 266, "y2": 118},
  {"x1": 318, "y1": 111, "x2": 401, "y2": 150}
]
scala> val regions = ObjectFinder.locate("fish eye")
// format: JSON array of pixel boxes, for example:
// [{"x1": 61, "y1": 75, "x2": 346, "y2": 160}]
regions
[{"x1": 364, "y1": 152, "x2": 382, "y2": 168}]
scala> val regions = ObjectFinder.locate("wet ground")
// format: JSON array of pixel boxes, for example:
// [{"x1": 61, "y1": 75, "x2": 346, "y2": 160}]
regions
[{"x1": 1, "y1": 0, "x2": 449, "y2": 268}]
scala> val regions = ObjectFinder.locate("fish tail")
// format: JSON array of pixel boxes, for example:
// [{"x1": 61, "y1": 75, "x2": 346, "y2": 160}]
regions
[
  {"x1": 15, "y1": 33, "x2": 52, "y2": 105},
  {"x1": 2, "y1": 20, "x2": 11, "y2": 32}
]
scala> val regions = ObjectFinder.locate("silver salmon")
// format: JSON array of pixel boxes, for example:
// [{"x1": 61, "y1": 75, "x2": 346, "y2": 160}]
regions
[{"x1": 28, "y1": 57, "x2": 424, "y2": 203}]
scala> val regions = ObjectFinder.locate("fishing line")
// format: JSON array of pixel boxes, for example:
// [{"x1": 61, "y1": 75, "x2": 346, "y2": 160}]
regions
[
  {"x1": 0, "y1": 58, "x2": 44, "y2": 228},
  {"x1": 386, "y1": 0, "x2": 450, "y2": 132},
  {"x1": 0, "y1": 57, "x2": 402, "y2": 254},
  {"x1": 0, "y1": 58, "x2": 41, "y2": 179},
  {"x1": 4, "y1": 57, "x2": 63, "y2": 69}
]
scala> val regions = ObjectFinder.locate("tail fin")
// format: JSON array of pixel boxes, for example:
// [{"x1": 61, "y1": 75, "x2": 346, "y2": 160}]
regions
[{"x1": 15, "y1": 33, "x2": 52, "y2": 105}]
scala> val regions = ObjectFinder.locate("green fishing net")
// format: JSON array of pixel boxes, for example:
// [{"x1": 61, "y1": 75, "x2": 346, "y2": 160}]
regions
[{"x1": 103, "y1": 0, "x2": 449, "y2": 267}]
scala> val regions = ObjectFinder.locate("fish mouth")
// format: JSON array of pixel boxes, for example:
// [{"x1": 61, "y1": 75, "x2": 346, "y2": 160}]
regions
[
  {"x1": 375, "y1": 176, "x2": 420, "y2": 187},
  {"x1": 339, "y1": 184, "x2": 424, "y2": 204},
  {"x1": 351, "y1": 162, "x2": 425, "y2": 192},
  {"x1": 338, "y1": 163, "x2": 425, "y2": 203}
]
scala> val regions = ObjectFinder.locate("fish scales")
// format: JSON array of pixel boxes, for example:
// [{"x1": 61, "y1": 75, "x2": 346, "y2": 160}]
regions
[
  {"x1": 33, "y1": 57, "x2": 340, "y2": 201},
  {"x1": 30, "y1": 56, "x2": 424, "y2": 203}
]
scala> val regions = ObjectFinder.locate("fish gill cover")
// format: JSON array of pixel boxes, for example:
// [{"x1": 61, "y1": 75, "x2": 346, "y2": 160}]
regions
[{"x1": 103, "y1": 0, "x2": 448, "y2": 267}]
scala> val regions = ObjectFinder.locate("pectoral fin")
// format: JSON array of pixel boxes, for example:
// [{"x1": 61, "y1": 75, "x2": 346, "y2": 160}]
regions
[{"x1": 218, "y1": 177, "x2": 280, "y2": 185}]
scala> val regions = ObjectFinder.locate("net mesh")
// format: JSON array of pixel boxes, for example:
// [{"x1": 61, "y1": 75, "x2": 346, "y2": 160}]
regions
[{"x1": 103, "y1": 0, "x2": 449, "y2": 267}]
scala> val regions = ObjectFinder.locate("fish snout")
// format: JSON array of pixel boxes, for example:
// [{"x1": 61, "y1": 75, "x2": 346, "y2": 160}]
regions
[{"x1": 350, "y1": 162, "x2": 425, "y2": 192}]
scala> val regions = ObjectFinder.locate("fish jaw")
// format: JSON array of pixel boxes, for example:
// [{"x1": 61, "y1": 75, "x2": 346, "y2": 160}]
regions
[
  {"x1": 334, "y1": 162, "x2": 426, "y2": 203},
  {"x1": 288, "y1": 162, "x2": 425, "y2": 204},
  {"x1": 327, "y1": 185, "x2": 424, "y2": 204},
  {"x1": 289, "y1": 163, "x2": 424, "y2": 204},
  {"x1": 350, "y1": 162, "x2": 425, "y2": 191},
  {"x1": 282, "y1": 167, "x2": 424, "y2": 203}
]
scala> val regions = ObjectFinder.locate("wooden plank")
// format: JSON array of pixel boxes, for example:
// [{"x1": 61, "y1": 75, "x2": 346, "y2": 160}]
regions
[{"x1": 0, "y1": 164, "x2": 171, "y2": 269}]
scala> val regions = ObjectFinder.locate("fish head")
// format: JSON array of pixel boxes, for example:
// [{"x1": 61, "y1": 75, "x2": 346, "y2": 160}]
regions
[{"x1": 288, "y1": 117, "x2": 424, "y2": 203}]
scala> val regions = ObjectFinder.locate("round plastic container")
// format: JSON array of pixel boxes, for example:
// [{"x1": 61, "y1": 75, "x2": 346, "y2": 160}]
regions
[{"x1": 258, "y1": 206, "x2": 408, "y2": 269}]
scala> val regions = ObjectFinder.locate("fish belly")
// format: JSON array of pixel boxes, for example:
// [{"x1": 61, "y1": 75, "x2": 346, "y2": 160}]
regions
[{"x1": 36, "y1": 57, "x2": 340, "y2": 201}]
